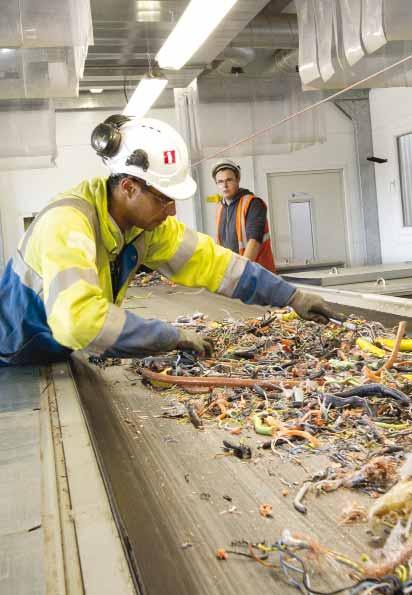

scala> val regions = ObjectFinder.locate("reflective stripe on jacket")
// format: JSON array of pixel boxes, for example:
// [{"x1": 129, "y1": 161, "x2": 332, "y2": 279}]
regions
[
  {"x1": 0, "y1": 177, "x2": 294, "y2": 365},
  {"x1": 216, "y1": 194, "x2": 276, "y2": 272}
]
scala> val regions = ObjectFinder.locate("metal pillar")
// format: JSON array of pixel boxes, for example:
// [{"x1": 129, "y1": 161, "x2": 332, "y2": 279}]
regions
[{"x1": 334, "y1": 92, "x2": 382, "y2": 265}]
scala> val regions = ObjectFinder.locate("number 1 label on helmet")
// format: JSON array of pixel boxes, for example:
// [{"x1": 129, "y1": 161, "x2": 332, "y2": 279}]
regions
[
  {"x1": 94, "y1": 116, "x2": 197, "y2": 199},
  {"x1": 163, "y1": 150, "x2": 176, "y2": 164}
]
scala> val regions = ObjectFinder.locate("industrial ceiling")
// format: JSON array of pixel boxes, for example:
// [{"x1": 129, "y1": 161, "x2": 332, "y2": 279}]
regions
[{"x1": 58, "y1": 0, "x2": 297, "y2": 110}]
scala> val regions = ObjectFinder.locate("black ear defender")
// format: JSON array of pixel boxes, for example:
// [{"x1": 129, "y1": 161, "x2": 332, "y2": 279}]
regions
[
  {"x1": 126, "y1": 149, "x2": 149, "y2": 171},
  {"x1": 91, "y1": 114, "x2": 131, "y2": 158}
]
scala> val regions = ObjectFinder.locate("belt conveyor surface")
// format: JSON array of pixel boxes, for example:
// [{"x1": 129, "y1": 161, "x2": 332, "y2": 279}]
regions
[{"x1": 71, "y1": 285, "x2": 412, "y2": 595}]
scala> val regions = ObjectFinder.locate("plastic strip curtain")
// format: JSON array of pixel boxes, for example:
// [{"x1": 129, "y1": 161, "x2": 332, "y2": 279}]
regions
[
  {"x1": 0, "y1": 48, "x2": 83, "y2": 99},
  {"x1": 0, "y1": 99, "x2": 57, "y2": 170},
  {"x1": 174, "y1": 80, "x2": 203, "y2": 163},
  {"x1": 0, "y1": 0, "x2": 92, "y2": 99},
  {"x1": 192, "y1": 52, "x2": 412, "y2": 168},
  {"x1": 296, "y1": 0, "x2": 412, "y2": 90},
  {"x1": 196, "y1": 69, "x2": 326, "y2": 158},
  {"x1": 295, "y1": 0, "x2": 320, "y2": 86},
  {"x1": 339, "y1": 0, "x2": 364, "y2": 66},
  {"x1": 174, "y1": 80, "x2": 204, "y2": 230},
  {"x1": 1, "y1": 0, "x2": 21, "y2": 48},
  {"x1": 0, "y1": 0, "x2": 94, "y2": 49},
  {"x1": 307, "y1": 39, "x2": 412, "y2": 90},
  {"x1": 361, "y1": 0, "x2": 386, "y2": 55},
  {"x1": 313, "y1": 0, "x2": 335, "y2": 82}
]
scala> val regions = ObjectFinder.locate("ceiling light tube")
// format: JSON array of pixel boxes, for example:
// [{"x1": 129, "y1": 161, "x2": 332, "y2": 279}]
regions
[
  {"x1": 156, "y1": 0, "x2": 239, "y2": 70},
  {"x1": 122, "y1": 77, "x2": 168, "y2": 117}
]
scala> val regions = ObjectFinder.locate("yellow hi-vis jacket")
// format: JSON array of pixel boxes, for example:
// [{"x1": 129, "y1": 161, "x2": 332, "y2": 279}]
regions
[{"x1": 0, "y1": 177, "x2": 295, "y2": 365}]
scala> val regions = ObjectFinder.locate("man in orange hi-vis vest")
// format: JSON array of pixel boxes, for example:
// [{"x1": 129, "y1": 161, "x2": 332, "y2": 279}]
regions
[{"x1": 212, "y1": 159, "x2": 276, "y2": 272}]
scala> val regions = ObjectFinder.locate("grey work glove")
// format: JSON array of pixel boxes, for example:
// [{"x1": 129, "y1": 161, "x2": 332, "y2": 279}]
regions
[
  {"x1": 176, "y1": 329, "x2": 214, "y2": 357},
  {"x1": 288, "y1": 289, "x2": 346, "y2": 324}
]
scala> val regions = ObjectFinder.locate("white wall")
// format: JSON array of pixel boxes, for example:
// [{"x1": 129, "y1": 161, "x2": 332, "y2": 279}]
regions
[
  {"x1": 370, "y1": 88, "x2": 412, "y2": 263},
  {"x1": 199, "y1": 103, "x2": 365, "y2": 265},
  {"x1": 0, "y1": 107, "x2": 177, "y2": 260},
  {"x1": 0, "y1": 100, "x2": 364, "y2": 265}
]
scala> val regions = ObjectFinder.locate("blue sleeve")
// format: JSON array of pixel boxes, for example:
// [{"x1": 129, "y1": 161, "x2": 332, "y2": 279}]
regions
[
  {"x1": 232, "y1": 260, "x2": 296, "y2": 307},
  {"x1": 102, "y1": 310, "x2": 180, "y2": 358}
]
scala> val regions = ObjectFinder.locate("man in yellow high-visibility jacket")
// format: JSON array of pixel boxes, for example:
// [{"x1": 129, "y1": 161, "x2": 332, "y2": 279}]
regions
[{"x1": 0, "y1": 115, "x2": 343, "y2": 366}]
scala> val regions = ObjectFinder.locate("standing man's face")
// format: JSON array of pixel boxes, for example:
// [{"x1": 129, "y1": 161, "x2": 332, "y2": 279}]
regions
[{"x1": 215, "y1": 168, "x2": 240, "y2": 201}]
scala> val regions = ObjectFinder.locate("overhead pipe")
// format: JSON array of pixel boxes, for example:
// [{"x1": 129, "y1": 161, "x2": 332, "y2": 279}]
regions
[
  {"x1": 270, "y1": 49, "x2": 299, "y2": 73},
  {"x1": 230, "y1": 14, "x2": 299, "y2": 50},
  {"x1": 212, "y1": 11, "x2": 299, "y2": 79},
  {"x1": 215, "y1": 47, "x2": 257, "y2": 75},
  {"x1": 211, "y1": 48, "x2": 298, "y2": 78}
]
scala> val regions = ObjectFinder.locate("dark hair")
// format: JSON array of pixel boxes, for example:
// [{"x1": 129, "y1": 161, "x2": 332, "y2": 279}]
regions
[{"x1": 107, "y1": 173, "x2": 143, "y2": 195}]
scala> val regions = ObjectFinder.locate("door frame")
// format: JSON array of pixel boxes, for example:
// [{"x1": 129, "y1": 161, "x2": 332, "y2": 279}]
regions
[{"x1": 266, "y1": 168, "x2": 349, "y2": 264}]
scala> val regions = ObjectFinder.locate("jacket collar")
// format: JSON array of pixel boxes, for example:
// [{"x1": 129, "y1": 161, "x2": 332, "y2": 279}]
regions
[
  {"x1": 60, "y1": 177, "x2": 143, "y2": 256},
  {"x1": 221, "y1": 188, "x2": 251, "y2": 207}
]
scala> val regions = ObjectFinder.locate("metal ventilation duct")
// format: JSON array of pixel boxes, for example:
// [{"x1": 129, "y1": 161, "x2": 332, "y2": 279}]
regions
[
  {"x1": 212, "y1": 12, "x2": 299, "y2": 79},
  {"x1": 231, "y1": 13, "x2": 299, "y2": 49},
  {"x1": 214, "y1": 48, "x2": 298, "y2": 77},
  {"x1": 215, "y1": 48, "x2": 258, "y2": 75}
]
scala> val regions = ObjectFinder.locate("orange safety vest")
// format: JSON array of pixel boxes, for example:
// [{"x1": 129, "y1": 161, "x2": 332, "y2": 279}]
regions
[{"x1": 216, "y1": 194, "x2": 276, "y2": 273}]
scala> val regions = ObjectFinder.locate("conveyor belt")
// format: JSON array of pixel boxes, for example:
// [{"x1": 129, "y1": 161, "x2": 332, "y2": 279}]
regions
[
  {"x1": 282, "y1": 263, "x2": 412, "y2": 286},
  {"x1": 71, "y1": 285, "x2": 412, "y2": 595}
]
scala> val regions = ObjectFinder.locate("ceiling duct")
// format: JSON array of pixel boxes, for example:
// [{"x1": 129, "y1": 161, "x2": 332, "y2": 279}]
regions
[
  {"x1": 0, "y1": 0, "x2": 92, "y2": 99},
  {"x1": 215, "y1": 47, "x2": 257, "y2": 75},
  {"x1": 212, "y1": 12, "x2": 299, "y2": 79},
  {"x1": 212, "y1": 48, "x2": 298, "y2": 78},
  {"x1": 271, "y1": 48, "x2": 299, "y2": 73},
  {"x1": 231, "y1": 13, "x2": 299, "y2": 49},
  {"x1": 246, "y1": 48, "x2": 299, "y2": 76}
]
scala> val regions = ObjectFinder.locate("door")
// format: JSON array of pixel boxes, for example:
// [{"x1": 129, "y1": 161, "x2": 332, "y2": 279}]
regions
[
  {"x1": 267, "y1": 169, "x2": 348, "y2": 264},
  {"x1": 288, "y1": 199, "x2": 315, "y2": 261}
]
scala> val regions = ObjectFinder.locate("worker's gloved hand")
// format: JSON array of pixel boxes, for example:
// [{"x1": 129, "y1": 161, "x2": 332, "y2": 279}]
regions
[
  {"x1": 288, "y1": 289, "x2": 346, "y2": 324},
  {"x1": 176, "y1": 329, "x2": 214, "y2": 357}
]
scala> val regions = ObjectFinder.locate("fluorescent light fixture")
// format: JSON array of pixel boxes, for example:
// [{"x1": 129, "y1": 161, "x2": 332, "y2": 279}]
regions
[
  {"x1": 136, "y1": 0, "x2": 160, "y2": 9},
  {"x1": 89, "y1": 87, "x2": 104, "y2": 94},
  {"x1": 1, "y1": 48, "x2": 14, "y2": 53},
  {"x1": 123, "y1": 77, "x2": 168, "y2": 117},
  {"x1": 156, "y1": 0, "x2": 239, "y2": 70},
  {"x1": 136, "y1": 0, "x2": 161, "y2": 22}
]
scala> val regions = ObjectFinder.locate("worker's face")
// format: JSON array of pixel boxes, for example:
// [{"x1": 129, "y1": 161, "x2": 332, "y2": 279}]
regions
[
  {"x1": 215, "y1": 169, "x2": 240, "y2": 201},
  {"x1": 123, "y1": 178, "x2": 176, "y2": 230}
]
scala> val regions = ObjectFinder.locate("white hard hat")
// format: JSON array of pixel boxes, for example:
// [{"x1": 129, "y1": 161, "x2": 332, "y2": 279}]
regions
[
  {"x1": 92, "y1": 116, "x2": 196, "y2": 200},
  {"x1": 212, "y1": 159, "x2": 241, "y2": 179}
]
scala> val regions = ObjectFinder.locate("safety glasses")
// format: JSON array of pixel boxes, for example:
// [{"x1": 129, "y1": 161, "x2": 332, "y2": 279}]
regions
[{"x1": 143, "y1": 181, "x2": 175, "y2": 208}]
